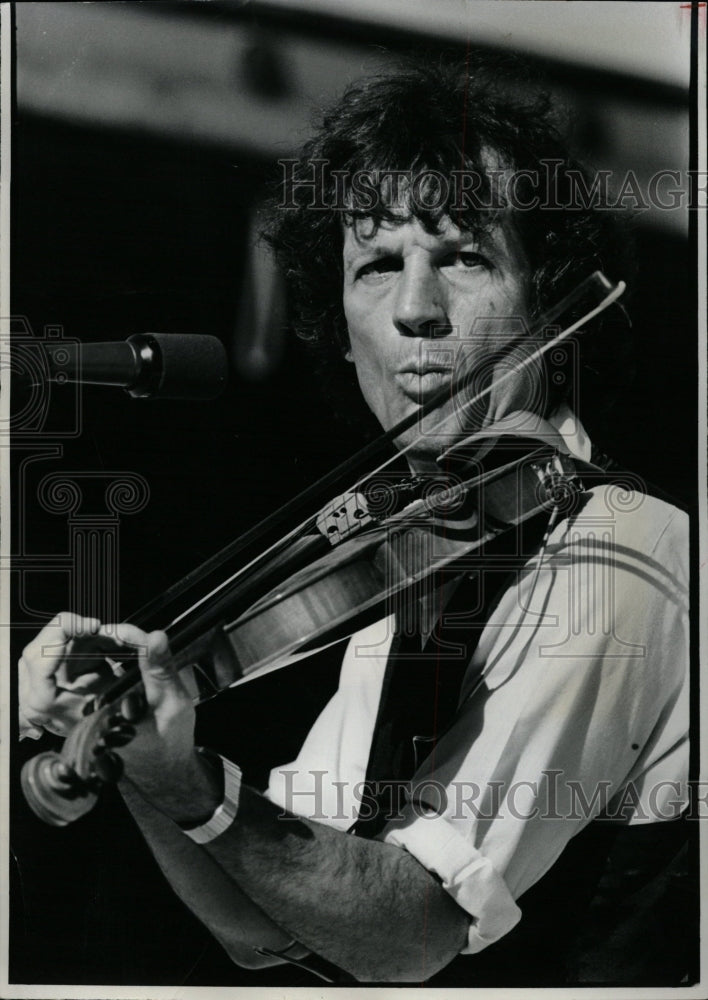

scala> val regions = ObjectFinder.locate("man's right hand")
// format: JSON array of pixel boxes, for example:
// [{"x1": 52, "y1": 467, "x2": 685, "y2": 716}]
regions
[{"x1": 18, "y1": 613, "x2": 129, "y2": 740}]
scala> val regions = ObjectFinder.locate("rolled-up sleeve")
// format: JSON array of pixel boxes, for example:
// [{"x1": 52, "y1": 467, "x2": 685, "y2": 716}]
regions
[{"x1": 383, "y1": 810, "x2": 522, "y2": 951}]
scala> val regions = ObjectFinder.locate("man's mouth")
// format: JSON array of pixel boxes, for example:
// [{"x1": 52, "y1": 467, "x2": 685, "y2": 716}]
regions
[{"x1": 396, "y1": 366, "x2": 455, "y2": 402}]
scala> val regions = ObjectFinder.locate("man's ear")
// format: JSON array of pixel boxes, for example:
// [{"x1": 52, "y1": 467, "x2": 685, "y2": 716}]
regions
[
  {"x1": 335, "y1": 319, "x2": 353, "y2": 362},
  {"x1": 340, "y1": 327, "x2": 353, "y2": 362}
]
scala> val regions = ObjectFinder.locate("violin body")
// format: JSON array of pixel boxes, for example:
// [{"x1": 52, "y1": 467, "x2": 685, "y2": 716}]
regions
[
  {"x1": 21, "y1": 433, "x2": 586, "y2": 827},
  {"x1": 228, "y1": 438, "x2": 581, "y2": 675}
]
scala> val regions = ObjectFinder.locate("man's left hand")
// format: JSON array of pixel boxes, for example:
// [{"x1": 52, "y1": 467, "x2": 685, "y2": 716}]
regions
[{"x1": 113, "y1": 624, "x2": 221, "y2": 824}]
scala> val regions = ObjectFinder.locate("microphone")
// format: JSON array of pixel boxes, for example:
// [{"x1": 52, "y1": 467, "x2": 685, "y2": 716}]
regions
[{"x1": 42, "y1": 333, "x2": 228, "y2": 400}]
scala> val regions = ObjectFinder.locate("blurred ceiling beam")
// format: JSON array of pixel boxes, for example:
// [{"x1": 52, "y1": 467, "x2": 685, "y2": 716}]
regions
[
  {"x1": 243, "y1": 0, "x2": 691, "y2": 94},
  {"x1": 16, "y1": 2, "x2": 691, "y2": 234},
  {"x1": 16, "y1": 2, "x2": 385, "y2": 158}
]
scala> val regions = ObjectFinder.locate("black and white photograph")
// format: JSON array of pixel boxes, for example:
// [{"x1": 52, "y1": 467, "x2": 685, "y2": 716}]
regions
[{"x1": 1, "y1": 1, "x2": 704, "y2": 995}]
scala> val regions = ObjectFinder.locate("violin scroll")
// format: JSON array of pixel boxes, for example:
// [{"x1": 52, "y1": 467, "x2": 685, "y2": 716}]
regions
[
  {"x1": 21, "y1": 752, "x2": 100, "y2": 827},
  {"x1": 21, "y1": 688, "x2": 148, "y2": 827}
]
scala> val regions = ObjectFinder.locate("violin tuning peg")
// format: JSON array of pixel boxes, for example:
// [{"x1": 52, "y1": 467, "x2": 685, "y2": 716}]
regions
[
  {"x1": 92, "y1": 750, "x2": 124, "y2": 784},
  {"x1": 103, "y1": 724, "x2": 137, "y2": 748},
  {"x1": 120, "y1": 691, "x2": 147, "y2": 723}
]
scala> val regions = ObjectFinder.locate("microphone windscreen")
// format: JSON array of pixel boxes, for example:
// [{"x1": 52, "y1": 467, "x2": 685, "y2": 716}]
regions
[{"x1": 144, "y1": 333, "x2": 228, "y2": 399}]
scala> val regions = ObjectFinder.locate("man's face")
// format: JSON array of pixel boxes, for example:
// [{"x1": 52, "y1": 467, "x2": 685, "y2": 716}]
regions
[{"x1": 342, "y1": 212, "x2": 532, "y2": 470}]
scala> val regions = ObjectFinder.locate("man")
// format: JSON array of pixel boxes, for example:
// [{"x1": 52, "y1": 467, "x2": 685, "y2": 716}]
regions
[{"x1": 18, "y1": 61, "x2": 690, "y2": 985}]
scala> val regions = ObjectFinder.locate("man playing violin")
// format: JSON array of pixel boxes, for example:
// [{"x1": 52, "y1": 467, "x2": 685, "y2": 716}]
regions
[{"x1": 18, "y1": 60, "x2": 690, "y2": 985}]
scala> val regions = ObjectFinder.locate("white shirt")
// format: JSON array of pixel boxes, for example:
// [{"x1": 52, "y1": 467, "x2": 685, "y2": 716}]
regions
[{"x1": 267, "y1": 417, "x2": 689, "y2": 955}]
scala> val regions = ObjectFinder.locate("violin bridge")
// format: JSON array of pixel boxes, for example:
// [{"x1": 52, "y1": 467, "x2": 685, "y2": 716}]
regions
[
  {"x1": 316, "y1": 490, "x2": 375, "y2": 545},
  {"x1": 316, "y1": 476, "x2": 436, "y2": 546}
]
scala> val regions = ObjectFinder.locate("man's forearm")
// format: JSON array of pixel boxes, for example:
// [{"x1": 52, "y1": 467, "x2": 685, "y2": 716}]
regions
[
  {"x1": 202, "y1": 785, "x2": 470, "y2": 983},
  {"x1": 119, "y1": 780, "x2": 306, "y2": 970},
  {"x1": 102, "y1": 635, "x2": 469, "y2": 983}
]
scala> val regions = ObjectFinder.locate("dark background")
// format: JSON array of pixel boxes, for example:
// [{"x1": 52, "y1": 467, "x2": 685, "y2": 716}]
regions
[{"x1": 8, "y1": 1, "x2": 699, "y2": 988}]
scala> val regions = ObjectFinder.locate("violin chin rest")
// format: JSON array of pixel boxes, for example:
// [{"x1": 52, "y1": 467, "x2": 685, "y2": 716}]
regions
[{"x1": 437, "y1": 410, "x2": 570, "y2": 466}]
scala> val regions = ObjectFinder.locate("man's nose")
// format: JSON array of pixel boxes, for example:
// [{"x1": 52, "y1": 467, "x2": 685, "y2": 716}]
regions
[{"x1": 393, "y1": 263, "x2": 452, "y2": 338}]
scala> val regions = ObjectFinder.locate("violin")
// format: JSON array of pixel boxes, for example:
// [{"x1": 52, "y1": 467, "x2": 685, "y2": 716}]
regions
[{"x1": 21, "y1": 271, "x2": 626, "y2": 827}]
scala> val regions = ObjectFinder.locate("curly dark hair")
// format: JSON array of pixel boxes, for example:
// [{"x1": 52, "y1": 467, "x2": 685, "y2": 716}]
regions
[{"x1": 263, "y1": 55, "x2": 635, "y2": 435}]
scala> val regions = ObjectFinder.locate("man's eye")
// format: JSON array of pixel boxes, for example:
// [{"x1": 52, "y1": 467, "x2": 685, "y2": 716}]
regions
[
  {"x1": 444, "y1": 251, "x2": 488, "y2": 270},
  {"x1": 356, "y1": 256, "x2": 401, "y2": 281}
]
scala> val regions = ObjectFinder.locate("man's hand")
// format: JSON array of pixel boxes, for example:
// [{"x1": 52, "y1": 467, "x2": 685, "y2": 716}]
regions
[
  {"x1": 19, "y1": 613, "x2": 220, "y2": 824},
  {"x1": 112, "y1": 623, "x2": 221, "y2": 824},
  {"x1": 19, "y1": 613, "x2": 118, "y2": 739}
]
